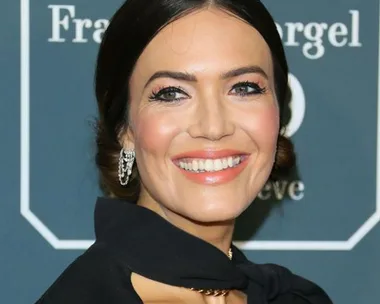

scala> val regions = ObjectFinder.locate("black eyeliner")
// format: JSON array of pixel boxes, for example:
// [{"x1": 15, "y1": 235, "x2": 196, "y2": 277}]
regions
[
  {"x1": 231, "y1": 81, "x2": 267, "y2": 96},
  {"x1": 148, "y1": 86, "x2": 189, "y2": 102}
]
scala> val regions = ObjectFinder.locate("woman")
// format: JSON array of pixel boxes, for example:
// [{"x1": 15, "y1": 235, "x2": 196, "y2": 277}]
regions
[{"x1": 36, "y1": 0, "x2": 333, "y2": 303}]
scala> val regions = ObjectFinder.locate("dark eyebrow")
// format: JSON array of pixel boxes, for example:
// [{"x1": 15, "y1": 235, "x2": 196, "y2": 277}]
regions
[
  {"x1": 144, "y1": 65, "x2": 268, "y2": 88},
  {"x1": 221, "y1": 65, "x2": 268, "y2": 80},
  {"x1": 144, "y1": 71, "x2": 197, "y2": 88}
]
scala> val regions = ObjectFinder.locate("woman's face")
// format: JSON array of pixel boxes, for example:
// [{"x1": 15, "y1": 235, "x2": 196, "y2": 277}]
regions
[{"x1": 125, "y1": 8, "x2": 279, "y2": 223}]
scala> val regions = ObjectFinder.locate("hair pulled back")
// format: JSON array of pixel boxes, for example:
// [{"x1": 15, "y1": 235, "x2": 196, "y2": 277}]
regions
[{"x1": 95, "y1": 0, "x2": 295, "y2": 200}]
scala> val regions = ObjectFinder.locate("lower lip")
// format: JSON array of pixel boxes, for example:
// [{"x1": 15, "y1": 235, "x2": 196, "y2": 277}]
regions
[{"x1": 175, "y1": 157, "x2": 249, "y2": 185}]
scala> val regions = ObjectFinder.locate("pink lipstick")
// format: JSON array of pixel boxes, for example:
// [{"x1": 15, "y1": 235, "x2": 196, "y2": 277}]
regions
[{"x1": 172, "y1": 149, "x2": 250, "y2": 185}]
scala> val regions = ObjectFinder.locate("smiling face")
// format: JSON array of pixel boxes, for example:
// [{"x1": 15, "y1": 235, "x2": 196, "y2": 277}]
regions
[{"x1": 124, "y1": 8, "x2": 279, "y2": 223}]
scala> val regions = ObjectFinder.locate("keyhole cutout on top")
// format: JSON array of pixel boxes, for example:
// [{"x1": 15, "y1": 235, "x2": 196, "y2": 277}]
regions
[{"x1": 130, "y1": 272, "x2": 247, "y2": 304}]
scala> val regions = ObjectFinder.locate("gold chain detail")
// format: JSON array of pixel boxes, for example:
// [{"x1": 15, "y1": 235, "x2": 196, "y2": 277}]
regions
[
  {"x1": 190, "y1": 288, "x2": 230, "y2": 296},
  {"x1": 189, "y1": 248, "x2": 233, "y2": 297},
  {"x1": 227, "y1": 247, "x2": 233, "y2": 260}
]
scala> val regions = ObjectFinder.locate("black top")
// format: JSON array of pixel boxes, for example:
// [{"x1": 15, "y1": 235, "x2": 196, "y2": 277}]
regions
[{"x1": 35, "y1": 197, "x2": 333, "y2": 303}]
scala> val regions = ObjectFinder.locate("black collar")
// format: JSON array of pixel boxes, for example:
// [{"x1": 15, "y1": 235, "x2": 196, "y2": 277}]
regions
[
  {"x1": 93, "y1": 197, "x2": 331, "y2": 304},
  {"x1": 94, "y1": 197, "x2": 248, "y2": 291}
]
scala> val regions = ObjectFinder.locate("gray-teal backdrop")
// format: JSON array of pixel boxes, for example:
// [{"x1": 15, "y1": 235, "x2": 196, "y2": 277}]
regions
[{"x1": 1, "y1": 0, "x2": 379, "y2": 303}]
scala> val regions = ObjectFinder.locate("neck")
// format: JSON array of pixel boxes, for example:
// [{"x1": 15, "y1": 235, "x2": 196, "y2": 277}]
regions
[{"x1": 137, "y1": 194, "x2": 235, "y2": 257}]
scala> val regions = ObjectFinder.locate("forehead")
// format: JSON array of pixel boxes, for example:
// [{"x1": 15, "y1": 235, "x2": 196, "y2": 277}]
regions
[{"x1": 132, "y1": 8, "x2": 273, "y2": 81}]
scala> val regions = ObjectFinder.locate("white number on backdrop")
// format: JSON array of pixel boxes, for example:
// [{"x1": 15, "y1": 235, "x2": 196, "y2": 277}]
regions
[{"x1": 283, "y1": 73, "x2": 306, "y2": 137}]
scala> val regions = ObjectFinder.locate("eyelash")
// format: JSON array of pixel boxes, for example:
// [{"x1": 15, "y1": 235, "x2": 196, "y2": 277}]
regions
[
  {"x1": 148, "y1": 86, "x2": 188, "y2": 103},
  {"x1": 148, "y1": 81, "x2": 267, "y2": 103},
  {"x1": 231, "y1": 81, "x2": 267, "y2": 96}
]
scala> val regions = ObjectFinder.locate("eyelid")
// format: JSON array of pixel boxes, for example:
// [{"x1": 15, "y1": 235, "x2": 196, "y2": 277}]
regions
[
  {"x1": 231, "y1": 80, "x2": 263, "y2": 88},
  {"x1": 152, "y1": 85, "x2": 188, "y2": 95}
]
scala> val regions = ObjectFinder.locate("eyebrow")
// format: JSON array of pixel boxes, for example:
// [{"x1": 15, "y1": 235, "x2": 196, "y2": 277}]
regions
[{"x1": 143, "y1": 65, "x2": 268, "y2": 88}]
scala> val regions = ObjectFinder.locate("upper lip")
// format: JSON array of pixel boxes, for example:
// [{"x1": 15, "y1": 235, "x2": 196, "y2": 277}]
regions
[{"x1": 172, "y1": 149, "x2": 249, "y2": 160}]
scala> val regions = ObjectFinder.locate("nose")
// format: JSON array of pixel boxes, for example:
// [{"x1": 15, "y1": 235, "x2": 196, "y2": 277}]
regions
[{"x1": 188, "y1": 95, "x2": 235, "y2": 141}]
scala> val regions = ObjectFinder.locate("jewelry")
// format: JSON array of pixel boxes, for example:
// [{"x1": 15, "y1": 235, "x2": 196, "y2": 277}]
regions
[
  {"x1": 118, "y1": 148, "x2": 135, "y2": 186},
  {"x1": 189, "y1": 248, "x2": 233, "y2": 297}
]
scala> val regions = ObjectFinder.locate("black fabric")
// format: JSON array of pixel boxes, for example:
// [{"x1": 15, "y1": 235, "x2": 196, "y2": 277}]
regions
[{"x1": 35, "y1": 197, "x2": 333, "y2": 303}]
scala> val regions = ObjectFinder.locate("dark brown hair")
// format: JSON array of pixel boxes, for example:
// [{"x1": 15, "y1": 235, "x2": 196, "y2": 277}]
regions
[{"x1": 95, "y1": 0, "x2": 295, "y2": 201}]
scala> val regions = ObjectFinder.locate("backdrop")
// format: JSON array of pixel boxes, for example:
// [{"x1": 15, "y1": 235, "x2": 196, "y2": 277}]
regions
[{"x1": 1, "y1": 0, "x2": 379, "y2": 303}]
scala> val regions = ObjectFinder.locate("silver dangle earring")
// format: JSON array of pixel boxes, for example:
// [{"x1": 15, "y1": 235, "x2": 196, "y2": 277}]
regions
[{"x1": 118, "y1": 148, "x2": 135, "y2": 186}]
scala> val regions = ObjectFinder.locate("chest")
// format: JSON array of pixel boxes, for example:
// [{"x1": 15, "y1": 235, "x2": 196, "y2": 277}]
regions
[{"x1": 131, "y1": 272, "x2": 247, "y2": 304}]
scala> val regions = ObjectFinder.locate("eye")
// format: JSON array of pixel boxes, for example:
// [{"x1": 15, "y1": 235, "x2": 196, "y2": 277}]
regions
[
  {"x1": 148, "y1": 86, "x2": 190, "y2": 102},
  {"x1": 229, "y1": 81, "x2": 267, "y2": 97}
]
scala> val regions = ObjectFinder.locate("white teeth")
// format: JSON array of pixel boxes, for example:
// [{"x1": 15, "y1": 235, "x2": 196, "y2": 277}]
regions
[
  {"x1": 192, "y1": 159, "x2": 198, "y2": 171},
  {"x1": 178, "y1": 157, "x2": 243, "y2": 173},
  {"x1": 214, "y1": 159, "x2": 223, "y2": 171},
  {"x1": 222, "y1": 158, "x2": 228, "y2": 169},
  {"x1": 199, "y1": 160, "x2": 205, "y2": 171},
  {"x1": 205, "y1": 159, "x2": 213, "y2": 171}
]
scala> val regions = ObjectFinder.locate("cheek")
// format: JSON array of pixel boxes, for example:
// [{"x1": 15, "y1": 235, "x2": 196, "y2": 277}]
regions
[
  {"x1": 132, "y1": 108, "x2": 181, "y2": 156},
  {"x1": 246, "y1": 105, "x2": 279, "y2": 148}
]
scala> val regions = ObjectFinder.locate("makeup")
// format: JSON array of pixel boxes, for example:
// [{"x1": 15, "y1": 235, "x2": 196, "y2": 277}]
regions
[{"x1": 172, "y1": 150, "x2": 250, "y2": 185}]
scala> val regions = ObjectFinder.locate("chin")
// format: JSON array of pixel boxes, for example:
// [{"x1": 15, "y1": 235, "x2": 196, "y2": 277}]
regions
[{"x1": 184, "y1": 202, "x2": 247, "y2": 224}]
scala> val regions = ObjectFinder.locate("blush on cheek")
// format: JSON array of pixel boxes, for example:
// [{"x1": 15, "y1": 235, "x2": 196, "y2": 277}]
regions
[
  {"x1": 133, "y1": 110, "x2": 181, "y2": 154},
  {"x1": 255, "y1": 106, "x2": 280, "y2": 142}
]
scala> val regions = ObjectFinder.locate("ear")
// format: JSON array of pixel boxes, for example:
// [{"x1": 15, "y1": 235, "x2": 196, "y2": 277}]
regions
[{"x1": 119, "y1": 125, "x2": 135, "y2": 150}]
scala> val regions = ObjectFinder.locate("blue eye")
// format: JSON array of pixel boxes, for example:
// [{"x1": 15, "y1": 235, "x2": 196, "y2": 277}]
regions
[
  {"x1": 149, "y1": 86, "x2": 189, "y2": 102},
  {"x1": 230, "y1": 81, "x2": 267, "y2": 96}
]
